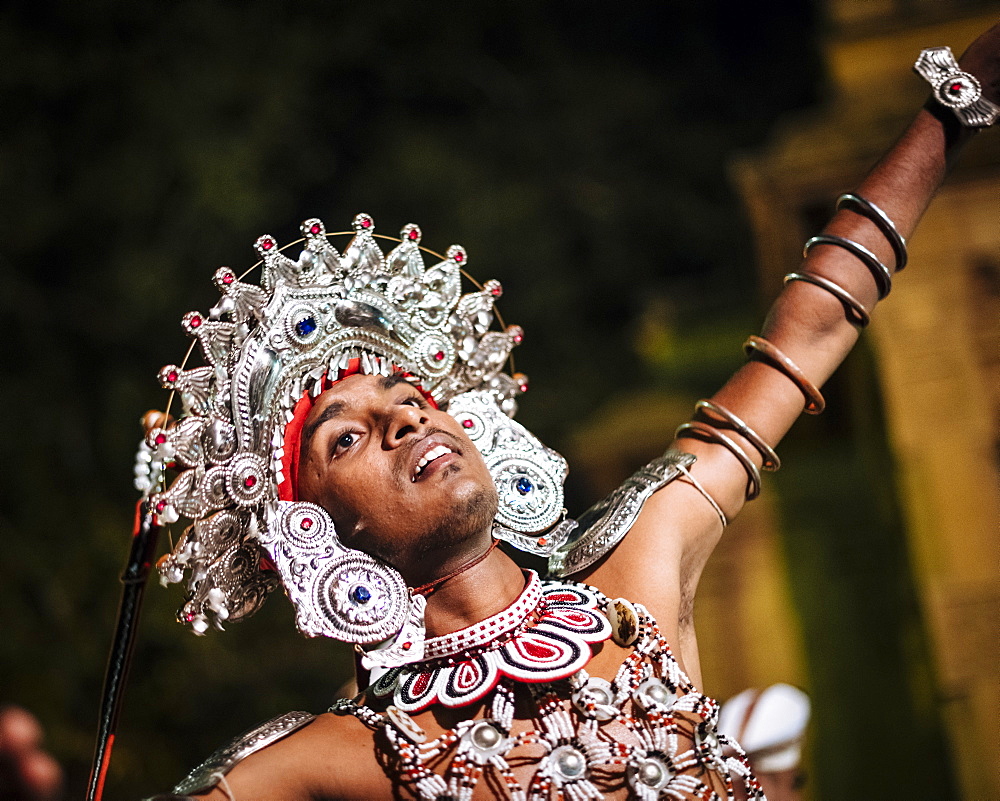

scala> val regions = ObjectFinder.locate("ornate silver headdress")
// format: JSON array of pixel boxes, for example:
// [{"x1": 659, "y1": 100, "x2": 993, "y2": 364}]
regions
[{"x1": 137, "y1": 214, "x2": 572, "y2": 665}]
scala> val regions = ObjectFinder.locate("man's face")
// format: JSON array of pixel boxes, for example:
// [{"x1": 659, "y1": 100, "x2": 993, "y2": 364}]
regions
[{"x1": 295, "y1": 373, "x2": 498, "y2": 576}]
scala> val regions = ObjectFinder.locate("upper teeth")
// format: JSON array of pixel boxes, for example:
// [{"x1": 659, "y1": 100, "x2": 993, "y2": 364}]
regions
[{"x1": 415, "y1": 445, "x2": 454, "y2": 477}]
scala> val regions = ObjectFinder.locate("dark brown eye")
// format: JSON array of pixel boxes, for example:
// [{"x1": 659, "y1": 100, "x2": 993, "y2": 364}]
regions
[{"x1": 337, "y1": 433, "x2": 356, "y2": 449}]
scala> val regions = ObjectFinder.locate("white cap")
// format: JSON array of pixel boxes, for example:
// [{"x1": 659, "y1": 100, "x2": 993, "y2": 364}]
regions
[{"x1": 718, "y1": 683, "x2": 810, "y2": 773}]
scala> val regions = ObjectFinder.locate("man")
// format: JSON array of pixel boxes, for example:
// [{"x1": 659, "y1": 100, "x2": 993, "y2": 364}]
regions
[{"x1": 140, "y1": 24, "x2": 999, "y2": 801}]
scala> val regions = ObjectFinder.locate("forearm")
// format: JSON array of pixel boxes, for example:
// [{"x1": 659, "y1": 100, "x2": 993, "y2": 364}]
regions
[{"x1": 677, "y1": 103, "x2": 981, "y2": 519}]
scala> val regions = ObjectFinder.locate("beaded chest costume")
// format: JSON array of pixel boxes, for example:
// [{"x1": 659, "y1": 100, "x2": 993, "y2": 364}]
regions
[{"x1": 171, "y1": 573, "x2": 763, "y2": 801}]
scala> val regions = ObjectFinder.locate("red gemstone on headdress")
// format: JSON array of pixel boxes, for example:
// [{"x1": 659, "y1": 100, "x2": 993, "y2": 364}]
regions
[
  {"x1": 183, "y1": 612, "x2": 195, "y2": 622},
  {"x1": 222, "y1": 273, "x2": 234, "y2": 284},
  {"x1": 537, "y1": 537, "x2": 547, "y2": 546},
  {"x1": 434, "y1": 351, "x2": 445, "y2": 361},
  {"x1": 491, "y1": 284, "x2": 502, "y2": 297},
  {"x1": 408, "y1": 229, "x2": 419, "y2": 241},
  {"x1": 310, "y1": 223, "x2": 321, "y2": 234},
  {"x1": 462, "y1": 419, "x2": 475, "y2": 429},
  {"x1": 155, "y1": 500, "x2": 167, "y2": 513},
  {"x1": 301, "y1": 517, "x2": 314, "y2": 530},
  {"x1": 189, "y1": 316, "x2": 202, "y2": 328},
  {"x1": 402, "y1": 641, "x2": 412, "y2": 651},
  {"x1": 519, "y1": 382, "x2": 528, "y2": 393},
  {"x1": 167, "y1": 370, "x2": 178, "y2": 383},
  {"x1": 454, "y1": 252, "x2": 464, "y2": 263},
  {"x1": 361, "y1": 218, "x2": 372, "y2": 229},
  {"x1": 950, "y1": 82, "x2": 963, "y2": 93},
  {"x1": 244, "y1": 475, "x2": 257, "y2": 488},
  {"x1": 261, "y1": 239, "x2": 274, "y2": 250},
  {"x1": 513, "y1": 333, "x2": 523, "y2": 344},
  {"x1": 155, "y1": 433, "x2": 167, "y2": 445}
]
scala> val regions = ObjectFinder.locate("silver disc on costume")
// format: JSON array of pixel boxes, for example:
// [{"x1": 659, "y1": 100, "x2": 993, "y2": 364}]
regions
[
  {"x1": 448, "y1": 390, "x2": 568, "y2": 537},
  {"x1": 193, "y1": 510, "x2": 245, "y2": 552},
  {"x1": 224, "y1": 453, "x2": 269, "y2": 507},
  {"x1": 490, "y1": 452, "x2": 565, "y2": 534},
  {"x1": 276, "y1": 501, "x2": 337, "y2": 555},
  {"x1": 313, "y1": 553, "x2": 409, "y2": 644},
  {"x1": 202, "y1": 418, "x2": 238, "y2": 464}
]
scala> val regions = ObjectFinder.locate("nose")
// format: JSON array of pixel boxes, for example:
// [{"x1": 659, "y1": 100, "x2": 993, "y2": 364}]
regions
[{"x1": 384, "y1": 403, "x2": 429, "y2": 448}]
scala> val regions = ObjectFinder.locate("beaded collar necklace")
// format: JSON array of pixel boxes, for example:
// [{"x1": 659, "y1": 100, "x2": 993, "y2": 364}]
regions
[{"x1": 370, "y1": 570, "x2": 612, "y2": 713}]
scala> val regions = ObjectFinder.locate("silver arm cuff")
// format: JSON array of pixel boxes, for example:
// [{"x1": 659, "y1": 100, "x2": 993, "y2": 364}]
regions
[
  {"x1": 170, "y1": 711, "x2": 316, "y2": 795},
  {"x1": 547, "y1": 449, "x2": 696, "y2": 577}
]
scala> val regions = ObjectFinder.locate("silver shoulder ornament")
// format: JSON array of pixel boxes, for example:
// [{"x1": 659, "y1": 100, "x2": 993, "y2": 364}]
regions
[
  {"x1": 547, "y1": 449, "x2": 695, "y2": 577},
  {"x1": 170, "y1": 711, "x2": 316, "y2": 795}
]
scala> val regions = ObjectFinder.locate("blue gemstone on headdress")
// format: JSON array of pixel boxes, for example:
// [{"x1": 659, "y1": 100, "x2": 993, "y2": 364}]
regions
[
  {"x1": 516, "y1": 476, "x2": 533, "y2": 495},
  {"x1": 351, "y1": 585, "x2": 371, "y2": 604},
  {"x1": 295, "y1": 316, "x2": 317, "y2": 337}
]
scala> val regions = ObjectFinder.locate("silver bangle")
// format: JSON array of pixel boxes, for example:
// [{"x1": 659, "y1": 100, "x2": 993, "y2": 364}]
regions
[
  {"x1": 914, "y1": 46, "x2": 999, "y2": 129},
  {"x1": 676, "y1": 463, "x2": 728, "y2": 529},
  {"x1": 695, "y1": 399, "x2": 781, "y2": 472},
  {"x1": 804, "y1": 234, "x2": 892, "y2": 300},
  {"x1": 836, "y1": 193, "x2": 907, "y2": 271},
  {"x1": 675, "y1": 421, "x2": 762, "y2": 501},
  {"x1": 784, "y1": 271, "x2": 871, "y2": 328}
]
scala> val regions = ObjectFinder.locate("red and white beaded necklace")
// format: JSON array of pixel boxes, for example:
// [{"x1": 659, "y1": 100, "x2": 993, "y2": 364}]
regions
[{"x1": 370, "y1": 570, "x2": 612, "y2": 713}]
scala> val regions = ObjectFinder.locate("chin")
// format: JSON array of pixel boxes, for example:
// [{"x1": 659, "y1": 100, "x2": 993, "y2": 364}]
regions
[{"x1": 417, "y1": 482, "x2": 499, "y2": 557}]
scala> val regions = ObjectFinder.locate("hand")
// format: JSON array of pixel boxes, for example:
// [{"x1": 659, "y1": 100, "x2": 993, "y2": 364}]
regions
[
  {"x1": 959, "y1": 21, "x2": 1000, "y2": 107},
  {"x1": 0, "y1": 707, "x2": 62, "y2": 800},
  {"x1": 141, "y1": 409, "x2": 174, "y2": 432}
]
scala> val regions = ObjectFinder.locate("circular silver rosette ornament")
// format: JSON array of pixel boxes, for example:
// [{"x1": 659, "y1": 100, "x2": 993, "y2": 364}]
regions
[
  {"x1": 143, "y1": 214, "x2": 569, "y2": 654},
  {"x1": 447, "y1": 390, "x2": 572, "y2": 556}
]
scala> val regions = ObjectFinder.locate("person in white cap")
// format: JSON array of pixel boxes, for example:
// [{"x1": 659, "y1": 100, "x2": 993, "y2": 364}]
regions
[{"x1": 719, "y1": 684, "x2": 811, "y2": 801}]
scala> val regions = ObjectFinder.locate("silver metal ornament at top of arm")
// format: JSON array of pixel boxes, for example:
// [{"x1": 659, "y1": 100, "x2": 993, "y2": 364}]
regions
[{"x1": 547, "y1": 449, "x2": 696, "y2": 577}]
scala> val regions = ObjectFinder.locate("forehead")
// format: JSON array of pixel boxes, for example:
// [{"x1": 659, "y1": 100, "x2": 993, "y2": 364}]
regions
[{"x1": 306, "y1": 373, "x2": 412, "y2": 419}]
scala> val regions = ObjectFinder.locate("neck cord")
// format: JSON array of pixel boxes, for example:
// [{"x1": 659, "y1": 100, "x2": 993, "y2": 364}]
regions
[{"x1": 411, "y1": 538, "x2": 500, "y2": 597}]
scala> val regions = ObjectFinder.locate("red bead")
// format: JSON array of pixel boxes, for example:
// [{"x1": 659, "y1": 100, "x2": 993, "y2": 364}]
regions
[
  {"x1": 261, "y1": 239, "x2": 274, "y2": 250},
  {"x1": 222, "y1": 273, "x2": 234, "y2": 285},
  {"x1": 402, "y1": 641, "x2": 412, "y2": 651},
  {"x1": 462, "y1": 419, "x2": 475, "y2": 429},
  {"x1": 183, "y1": 612, "x2": 195, "y2": 622},
  {"x1": 513, "y1": 334, "x2": 523, "y2": 343},
  {"x1": 537, "y1": 537, "x2": 547, "y2": 546},
  {"x1": 408, "y1": 229, "x2": 419, "y2": 241},
  {"x1": 310, "y1": 223, "x2": 321, "y2": 234},
  {"x1": 301, "y1": 517, "x2": 313, "y2": 530},
  {"x1": 361, "y1": 218, "x2": 372, "y2": 229},
  {"x1": 454, "y1": 252, "x2": 464, "y2": 263},
  {"x1": 434, "y1": 351, "x2": 445, "y2": 361},
  {"x1": 491, "y1": 284, "x2": 502, "y2": 297},
  {"x1": 950, "y1": 82, "x2": 963, "y2": 93},
  {"x1": 155, "y1": 500, "x2": 166, "y2": 513},
  {"x1": 189, "y1": 316, "x2": 202, "y2": 328},
  {"x1": 244, "y1": 475, "x2": 257, "y2": 488},
  {"x1": 519, "y1": 383, "x2": 528, "y2": 393},
  {"x1": 167, "y1": 371, "x2": 178, "y2": 383},
  {"x1": 155, "y1": 433, "x2": 167, "y2": 445}
]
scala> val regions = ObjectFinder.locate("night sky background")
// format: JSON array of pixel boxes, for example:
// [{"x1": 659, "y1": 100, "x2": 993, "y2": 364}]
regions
[{"x1": 0, "y1": 1, "x2": 969, "y2": 798}]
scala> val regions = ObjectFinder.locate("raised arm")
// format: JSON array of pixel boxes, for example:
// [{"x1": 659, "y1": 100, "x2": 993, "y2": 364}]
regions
[{"x1": 581, "y1": 23, "x2": 1000, "y2": 677}]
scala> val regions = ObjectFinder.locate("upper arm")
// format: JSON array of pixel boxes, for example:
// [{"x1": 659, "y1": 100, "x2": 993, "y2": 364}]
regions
[{"x1": 188, "y1": 713, "x2": 377, "y2": 801}]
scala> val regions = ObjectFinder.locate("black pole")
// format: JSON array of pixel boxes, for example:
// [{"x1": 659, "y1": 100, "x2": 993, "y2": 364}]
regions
[{"x1": 86, "y1": 501, "x2": 161, "y2": 801}]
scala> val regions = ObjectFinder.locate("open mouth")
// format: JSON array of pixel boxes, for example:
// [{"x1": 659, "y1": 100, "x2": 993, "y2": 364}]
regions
[{"x1": 413, "y1": 443, "x2": 457, "y2": 480}]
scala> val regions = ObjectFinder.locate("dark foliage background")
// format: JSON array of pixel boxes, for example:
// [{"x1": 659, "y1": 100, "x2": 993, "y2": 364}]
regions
[{"x1": 0, "y1": 0, "x2": 957, "y2": 798}]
